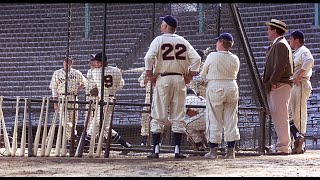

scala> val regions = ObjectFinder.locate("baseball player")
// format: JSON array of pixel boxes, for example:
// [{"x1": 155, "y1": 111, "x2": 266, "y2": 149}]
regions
[
  {"x1": 144, "y1": 15, "x2": 201, "y2": 159},
  {"x1": 185, "y1": 88, "x2": 206, "y2": 153},
  {"x1": 49, "y1": 57, "x2": 87, "y2": 143},
  {"x1": 85, "y1": 52, "x2": 132, "y2": 153},
  {"x1": 288, "y1": 30, "x2": 314, "y2": 154},
  {"x1": 188, "y1": 49, "x2": 207, "y2": 97},
  {"x1": 138, "y1": 69, "x2": 152, "y2": 145},
  {"x1": 200, "y1": 32, "x2": 240, "y2": 159}
]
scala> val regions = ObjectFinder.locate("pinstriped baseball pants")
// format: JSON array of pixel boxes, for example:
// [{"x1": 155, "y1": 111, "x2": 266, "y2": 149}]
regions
[{"x1": 289, "y1": 79, "x2": 312, "y2": 135}]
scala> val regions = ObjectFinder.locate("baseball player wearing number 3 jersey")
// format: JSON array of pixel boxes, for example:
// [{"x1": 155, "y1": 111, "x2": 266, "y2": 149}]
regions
[{"x1": 144, "y1": 15, "x2": 201, "y2": 159}]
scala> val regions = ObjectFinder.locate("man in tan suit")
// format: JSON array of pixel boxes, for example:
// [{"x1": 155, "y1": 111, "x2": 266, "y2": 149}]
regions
[{"x1": 263, "y1": 19, "x2": 294, "y2": 155}]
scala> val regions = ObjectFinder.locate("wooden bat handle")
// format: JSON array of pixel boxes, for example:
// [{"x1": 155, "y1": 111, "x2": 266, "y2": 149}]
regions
[
  {"x1": 11, "y1": 96, "x2": 20, "y2": 157},
  {"x1": 33, "y1": 97, "x2": 46, "y2": 156},
  {"x1": 0, "y1": 96, "x2": 12, "y2": 156},
  {"x1": 40, "y1": 97, "x2": 50, "y2": 157}
]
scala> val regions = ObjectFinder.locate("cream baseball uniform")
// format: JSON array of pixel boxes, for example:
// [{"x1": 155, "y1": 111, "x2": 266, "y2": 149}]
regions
[
  {"x1": 185, "y1": 94, "x2": 206, "y2": 144},
  {"x1": 86, "y1": 65, "x2": 124, "y2": 138},
  {"x1": 144, "y1": 33, "x2": 201, "y2": 134},
  {"x1": 289, "y1": 45, "x2": 314, "y2": 134},
  {"x1": 49, "y1": 68, "x2": 87, "y2": 140},
  {"x1": 138, "y1": 71, "x2": 152, "y2": 137},
  {"x1": 200, "y1": 51, "x2": 240, "y2": 143}
]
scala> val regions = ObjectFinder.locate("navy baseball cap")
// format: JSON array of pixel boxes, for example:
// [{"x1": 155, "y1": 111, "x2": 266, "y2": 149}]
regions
[
  {"x1": 289, "y1": 30, "x2": 304, "y2": 40},
  {"x1": 160, "y1": 15, "x2": 177, "y2": 28},
  {"x1": 215, "y1": 32, "x2": 234, "y2": 42},
  {"x1": 91, "y1": 52, "x2": 107, "y2": 62}
]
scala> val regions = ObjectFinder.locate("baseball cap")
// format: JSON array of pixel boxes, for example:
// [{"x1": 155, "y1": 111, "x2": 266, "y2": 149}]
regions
[
  {"x1": 90, "y1": 52, "x2": 107, "y2": 62},
  {"x1": 160, "y1": 15, "x2": 177, "y2": 28},
  {"x1": 215, "y1": 32, "x2": 234, "y2": 42},
  {"x1": 289, "y1": 30, "x2": 304, "y2": 40}
]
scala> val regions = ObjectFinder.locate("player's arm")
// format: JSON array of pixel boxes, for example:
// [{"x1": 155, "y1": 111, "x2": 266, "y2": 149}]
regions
[
  {"x1": 144, "y1": 38, "x2": 159, "y2": 85},
  {"x1": 49, "y1": 71, "x2": 59, "y2": 110},
  {"x1": 185, "y1": 45, "x2": 201, "y2": 84},
  {"x1": 78, "y1": 71, "x2": 88, "y2": 92}
]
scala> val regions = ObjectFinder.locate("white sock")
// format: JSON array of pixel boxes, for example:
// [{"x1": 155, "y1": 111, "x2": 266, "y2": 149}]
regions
[
  {"x1": 174, "y1": 145, "x2": 179, "y2": 154},
  {"x1": 155, "y1": 145, "x2": 160, "y2": 153}
]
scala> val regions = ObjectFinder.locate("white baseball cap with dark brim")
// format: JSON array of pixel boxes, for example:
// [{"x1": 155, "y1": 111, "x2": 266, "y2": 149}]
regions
[{"x1": 265, "y1": 19, "x2": 288, "y2": 33}]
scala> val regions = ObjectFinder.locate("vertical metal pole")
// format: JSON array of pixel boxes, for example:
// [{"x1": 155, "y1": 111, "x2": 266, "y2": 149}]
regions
[
  {"x1": 217, "y1": 3, "x2": 221, "y2": 37},
  {"x1": 315, "y1": 3, "x2": 319, "y2": 27},
  {"x1": 198, "y1": 3, "x2": 203, "y2": 33},
  {"x1": 146, "y1": 3, "x2": 156, "y2": 146},
  {"x1": 101, "y1": 3, "x2": 109, "y2": 158},
  {"x1": 84, "y1": 3, "x2": 90, "y2": 39},
  {"x1": 65, "y1": 3, "x2": 72, "y2": 97}
]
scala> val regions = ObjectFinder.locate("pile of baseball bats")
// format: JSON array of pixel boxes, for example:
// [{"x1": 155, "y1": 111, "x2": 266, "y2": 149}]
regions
[{"x1": 0, "y1": 96, "x2": 115, "y2": 158}]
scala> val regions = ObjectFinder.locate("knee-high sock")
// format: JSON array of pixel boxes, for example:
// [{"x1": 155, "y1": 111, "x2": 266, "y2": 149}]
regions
[
  {"x1": 227, "y1": 141, "x2": 235, "y2": 148},
  {"x1": 112, "y1": 133, "x2": 131, "y2": 148},
  {"x1": 173, "y1": 133, "x2": 183, "y2": 154},
  {"x1": 151, "y1": 133, "x2": 161, "y2": 153}
]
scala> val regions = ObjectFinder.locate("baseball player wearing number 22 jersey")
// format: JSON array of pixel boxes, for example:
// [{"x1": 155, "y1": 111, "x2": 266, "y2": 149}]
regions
[{"x1": 144, "y1": 15, "x2": 201, "y2": 159}]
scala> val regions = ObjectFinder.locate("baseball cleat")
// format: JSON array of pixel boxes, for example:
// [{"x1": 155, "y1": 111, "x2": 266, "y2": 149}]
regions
[
  {"x1": 174, "y1": 153, "x2": 186, "y2": 159},
  {"x1": 147, "y1": 153, "x2": 159, "y2": 159}
]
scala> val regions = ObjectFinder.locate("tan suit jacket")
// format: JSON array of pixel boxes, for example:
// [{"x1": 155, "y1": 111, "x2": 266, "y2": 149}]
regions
[{"x1": 263, "y1": 36, "x2": 294, "y2": 94}]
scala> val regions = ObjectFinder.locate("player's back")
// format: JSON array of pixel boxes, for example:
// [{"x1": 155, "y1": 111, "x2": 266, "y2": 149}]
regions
[
  {"x1": 152, "y1": 34, "x2": 192, "y2": 75},
  {"x1": 91, "y1": 66, "x2": 124, "y2": 97}
]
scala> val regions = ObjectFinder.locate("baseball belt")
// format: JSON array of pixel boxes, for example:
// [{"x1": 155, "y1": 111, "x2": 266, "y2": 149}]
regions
[{"x1": 160, "y1": 73, "x2": 182, "y2": 77}]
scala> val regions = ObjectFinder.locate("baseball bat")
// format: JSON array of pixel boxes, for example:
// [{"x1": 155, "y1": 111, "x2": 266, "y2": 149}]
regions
[
  {"x1": 19, "y1": 98, "x2": 28, "y2": 157},
  {"x1": 75, "y1": 99, "x2": 93, "y2": 157},
  {"x1": 40, "y1": 97, "x2": 50, "y2": 157},
  {"x1": 88, "y1": 97, "x2": 99, "y2": 158},
  {"x1": 33, "y1": 97, "x2": 46, "y2": 156},
  {"x1": 45, "y1": 106, "x2": 59, "y2": 157},
  {"x1": 122, "y1": 67, "x2": 145, "y2": 73},
  {"x1": 11, "y1": 96, "x2": 20, "y2": 157},
  {"x1": 0, "y1": 96, "x2": 12, "y2": 156},
  {"x1": 69, "y1": 95, "x2": 77, "y2": 157},
  {"x1": 95, "y1": 99, "x2": 110, "y2": 157},
  {"x1": 61, "y1": 98, "x2": 68, "y2": 157},
  {"x1": 104, "y1": 97, "x2": 116, "y2": 158},
  {"x1": 54, "y1": 97, "x2": 65, "y2": 157}
]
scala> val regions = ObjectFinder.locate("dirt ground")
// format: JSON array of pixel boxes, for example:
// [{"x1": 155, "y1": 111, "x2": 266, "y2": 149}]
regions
[{"x1": 0, "y1": 148, "x2": 320, "y2": 177}]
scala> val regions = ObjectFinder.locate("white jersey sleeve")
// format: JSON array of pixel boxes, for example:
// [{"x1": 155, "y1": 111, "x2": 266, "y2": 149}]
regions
[{"x1": 49, "y1": 69, "x2": 61, "y2": 98}]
